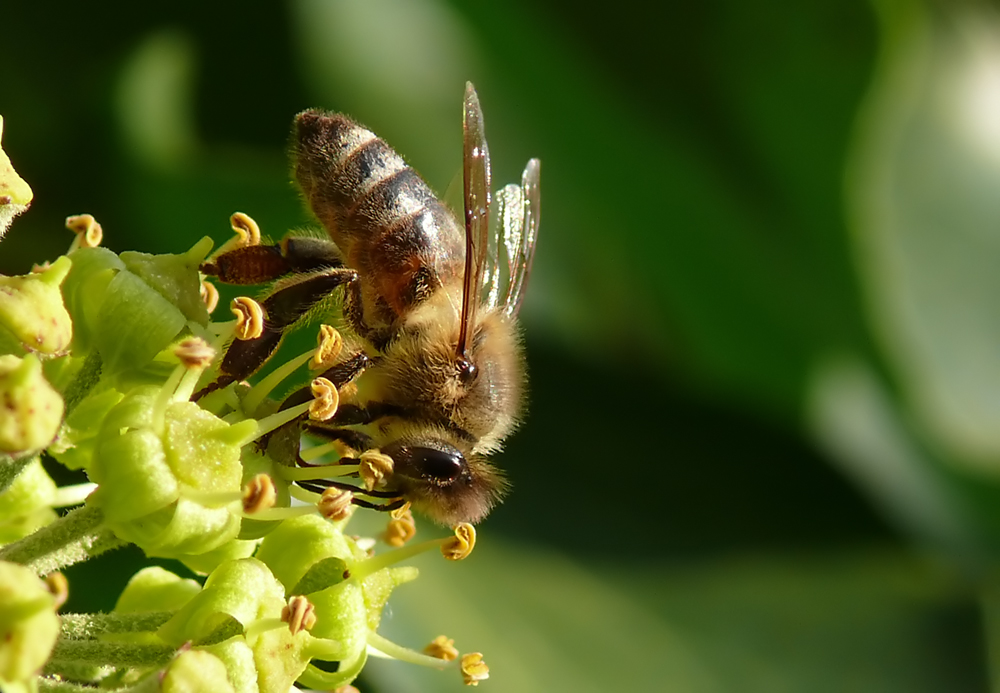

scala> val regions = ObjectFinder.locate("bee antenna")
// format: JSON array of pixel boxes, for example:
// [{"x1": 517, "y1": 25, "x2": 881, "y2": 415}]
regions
[{"x1": 294, "y1": 478, "x2": 402, "y2": 499}]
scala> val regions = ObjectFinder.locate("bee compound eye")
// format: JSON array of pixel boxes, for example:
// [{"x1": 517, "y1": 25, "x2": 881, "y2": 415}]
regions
[
  {"x1": 414, "y1": 447, "x2": 465, "y2": 483},
  {"x1": 384, "y1": 443, "x2": 465, "y2": 484}
]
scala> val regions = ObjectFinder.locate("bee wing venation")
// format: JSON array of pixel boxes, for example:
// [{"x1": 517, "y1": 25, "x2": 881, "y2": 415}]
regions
[
  {"x1": 482, "y1": 195, "x2": 503, "y2": 311},
  {"x1": 458, "y1": 82, "x2": 492, "y2": 357},
  {"x1": 498, "y1": 158, "x2": 540, "y2": 319}
]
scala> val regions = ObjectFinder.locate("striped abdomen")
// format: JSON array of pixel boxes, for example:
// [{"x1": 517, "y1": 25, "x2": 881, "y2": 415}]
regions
[{"x1": 293, "y1": 110, "x2": 465, "y2": 325}]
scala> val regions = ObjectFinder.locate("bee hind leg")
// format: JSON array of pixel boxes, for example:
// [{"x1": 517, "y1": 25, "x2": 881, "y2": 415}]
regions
[
  {"x1": 202, "y1": 235, "x2": 346, "y2": 285},
  {"x1": 194, "y1": 267, "x2": 358, "y2": 399}
]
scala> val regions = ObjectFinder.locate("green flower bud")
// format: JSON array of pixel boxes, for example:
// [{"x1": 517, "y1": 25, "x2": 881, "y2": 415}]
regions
[
  {"x1": 0, "y1": 560, "x2": 59, "y2": 687},
  {"x1": 161, "y1": 649, "x2": 236, "y2": 693},
  {"x1": 179, "y1": 539, "x2": 258, "y2": 576},
  {"x1": 0, "y1": 354, "x2": 64, "y2": 454},
  {"x1": 120, "y1": 237, "x2": 213, "y2": 327},
  {"x1": 198, "y1": 638, "x2": 256, "y2": 693},
  {"x1": 115, "y1": 566, "x2": 201, "y2": 614},
  {"x1": 60, "y1": 247, "x2": 195, "y2": 375},
  {"x1": 158, "y1": 559, "x2": 285, "y2": 646},
  {"x1": 47, "y1": 387, "x2": 124, "y2": 471},
  {"x1": 0, "y1": 458, "x2": 57, "y2": 544},
  {"x1": 0, "y1": 256, "x2": 73, "y2": 355},
  {"x1": 60, "y1": 247, "x2": 124, "y2": 355},
  {"x1": 88, "y1": 385, "x2": 254, "y2": 561},
  {"x1": 255, "y1": 515, "x2": 415, "y2": 664},
  {"x1": 0, "y1": 116, "x2": 32, "y2": 239}
]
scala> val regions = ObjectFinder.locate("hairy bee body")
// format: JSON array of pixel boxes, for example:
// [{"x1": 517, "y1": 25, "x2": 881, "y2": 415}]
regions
[
  {"x1": 292, "y1": 109, "x2": 526, "y2": 524},
  {"x1": 203, "y1": 85, "x2": 539, "y2": 525},
  {"x1": 294, "y1": 112, "x2": 466, "y2": 327}
]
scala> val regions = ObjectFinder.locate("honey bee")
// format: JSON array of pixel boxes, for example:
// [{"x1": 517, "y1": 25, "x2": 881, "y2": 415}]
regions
[{"x1": 202, "y1": 83, "x2": 540, "y2": 525}]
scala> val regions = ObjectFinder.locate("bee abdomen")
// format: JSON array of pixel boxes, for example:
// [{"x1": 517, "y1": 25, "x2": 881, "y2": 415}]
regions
[{"x1": 294, "y1": 110, "x2": 464, "y2": 315}]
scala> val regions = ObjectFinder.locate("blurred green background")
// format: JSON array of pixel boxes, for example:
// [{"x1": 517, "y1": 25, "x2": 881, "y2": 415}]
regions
[{"x1": 5, "y1": 0, "x2": 1000, "y2": 690}]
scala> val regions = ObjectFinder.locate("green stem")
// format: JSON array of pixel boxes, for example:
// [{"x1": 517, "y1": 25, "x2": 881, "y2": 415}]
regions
[
  {"x1": 0, "y1": 453, "x2": 33, "y2": 494},
  {"x1": 61, "y1": 351, "x2": 103, "y2": 415},
  {"x1": 49, "y1": 638, "x2": 176, "y2": 668},
  {"x1": 366, "y1": 630, "x2": 451, "y2": 669},
  {"x1": 42, "y1": 660, "x2": 109, "y2": 685},
  {"x1": 38, "y1": 669, "x2": 161, "y2": 693},
  {"x1": 348, "y1": 536, "x2": 449, "y2": 582},
  {"x1": 60, "y1": 611, "x2": 175, "y2": 640},
  {"x1": 0, "y1": 504, "x2": 125, "y2": 575}
]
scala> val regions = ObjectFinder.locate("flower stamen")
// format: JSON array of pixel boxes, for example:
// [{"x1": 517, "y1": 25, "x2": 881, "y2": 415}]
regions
[
  {"x1": 424, "y1": 635, "x2": 459, "y2": 662},
  {"x1": 382, "y1": 504, "x2": 416, "y2": 547},
  {"x1": 230, "y1": 211, "x2": 261, "y2": 247},
  {"x1": 309, "y1": 377, "x2": 339, "y2": 421},
  {"x1": 359, "y1": 450, "x2": 394, "y2": 491},
  {"x1": 311, "y1": 324, "x2": 343, "y2": 370},
  {"x1": 175, "y1": 337, "x2": 216, "y2": 370},
  {"x1": 242, "y1": 474, "x2": 277, "y2": 514},
  {"x1": 232, "y1": 297, "x2": 264, "y2": 340},
  {"x1": 317, "y1": 488, "x2": 354, "y2": 521},
  {"x1": 441, "y1": 523, "x2": 476, "y2": 561},
  {"x1": 200, "y1": 279, "x2": 220, "y2": 314},
  {"x1": 460, "y1": 652, "x2": 489, "y2": 686},
  {"x1": 66, "y1": 213, "x2": 103, "y2": 251},
  {"x1": 281, "y1": 595, "x2": 317, "y2": 635},
  {"x1": 44, "y1": 571, "x2": 69, "y2": 610}
]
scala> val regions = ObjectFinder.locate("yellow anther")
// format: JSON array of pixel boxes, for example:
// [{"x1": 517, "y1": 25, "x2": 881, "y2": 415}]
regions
[
  {"x1": 317, "y1": 487, "x2": 353, "y2": 521},
  {"x1": 460, "y1": 652, "x2": 489, "y2": 686},
  {"x1": 281, "y1": 595, "x2": 316, "y2": 635},
  {"x1": 359, "y1": 450, "x2": 394, "y2": 491},
  {"x1": 200, "y1": 279, "x2": 220, "y2": 314},
  {"x1": 66, "y1": 213, "x2": 103, "y2": 250},
  {"x1": 389, "y1": 501, "x2": 412, "y2": 521},
  {"x1": 174, "y1": 337, "x2": 216, "y2": 369},
  {"x1": 230, "y1": 211, "x2": 262, "y2": 246},
  {"x1": 309, "y1": 377, "x2": 339, "y2": 421},
  {"x1": 424, "y1": 635, "x2": 459, "y2": 662},
  {"x1": 311, "y1": 324, "x2": 343, "y2": 370},
  {"x1": 231, "y1": 297, "x2": 264, "y2": 340},
  {"x1": 382, "y1": 504, "x2": 416, "y2": 547},
  {"x1": 441, "y1": 523, "x2": 476, "y2": 561},
  {"x1": 242, "y1": 474, "x2": 277, "y2": 514},
  {"x1": 45, "y1": 572, "x2": 69, "y2": 610}
]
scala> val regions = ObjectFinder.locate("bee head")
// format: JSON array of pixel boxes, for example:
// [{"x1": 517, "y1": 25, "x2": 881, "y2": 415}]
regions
[{"x1": 381, "y1": 439, "x2": 508, "y2": 525}]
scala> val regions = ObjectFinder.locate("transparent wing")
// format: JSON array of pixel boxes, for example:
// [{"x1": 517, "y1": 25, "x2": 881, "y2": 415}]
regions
[
  {"x1": 492, "y1": 158, "x2": 540, "y2": 319},
  {"x1": 457, "y1": 82, "x2": 491, "y2": 359}
]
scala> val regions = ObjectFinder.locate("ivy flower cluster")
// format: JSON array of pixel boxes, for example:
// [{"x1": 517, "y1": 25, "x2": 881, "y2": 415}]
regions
[{"x1": 0, "y1": 118, "x2": 488, "y2": 692}]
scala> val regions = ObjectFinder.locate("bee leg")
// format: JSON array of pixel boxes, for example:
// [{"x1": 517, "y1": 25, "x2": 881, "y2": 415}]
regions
[
  {"x1": 202, "y1": 236, "x2": 345, "y2": 285},
  {"x1": 343, "y1": 279, "x2": 395, "y2": 350},
  {"x1": 254, "y1": 352, "x2": 371, "y2": 451},
  {"x1": 195, "y1": 268, "x2": 358, "y2": 398},
  {"x1": 317, "y1": 400, "x2": 404, "y2": 426},
  {"x1": 302, "y1": 425, "x2": 373, "y2": 452}
]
